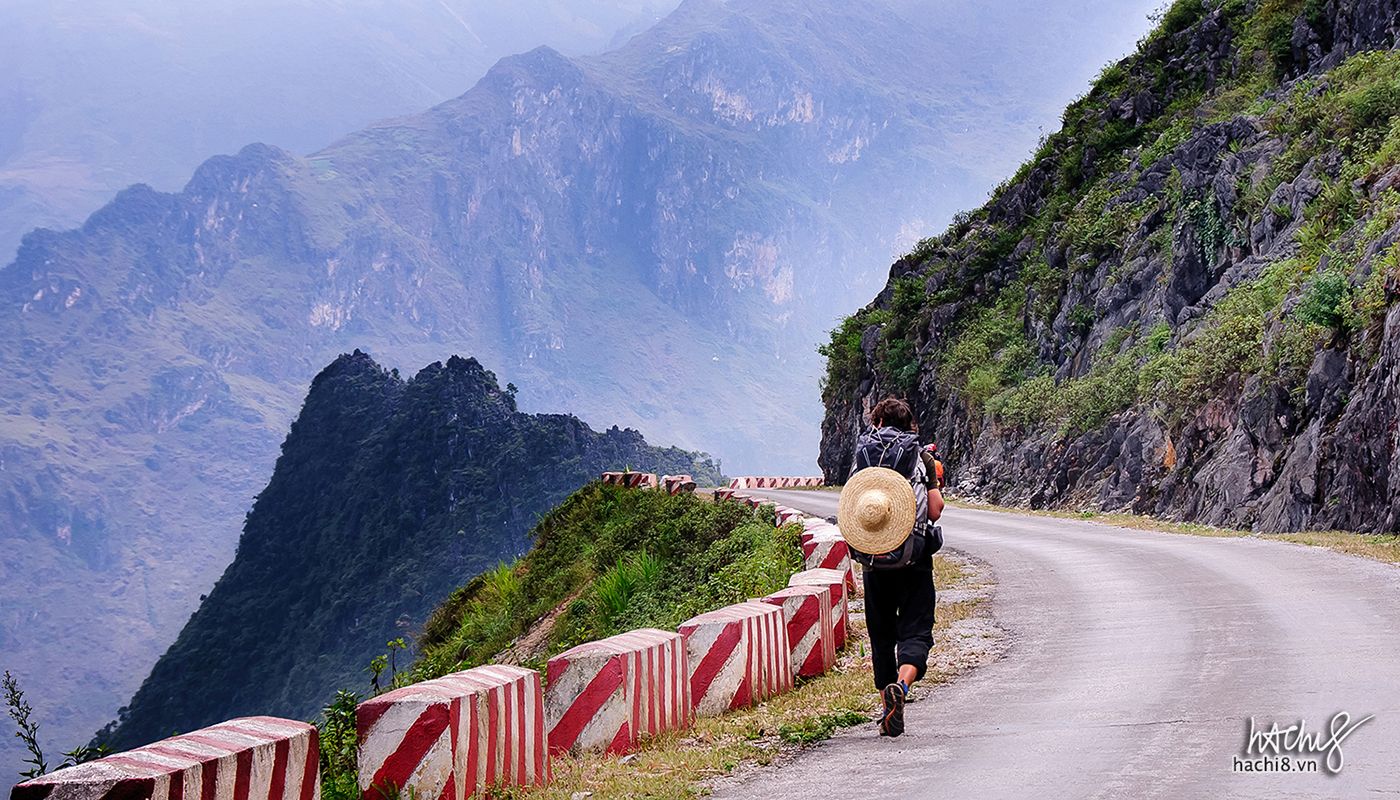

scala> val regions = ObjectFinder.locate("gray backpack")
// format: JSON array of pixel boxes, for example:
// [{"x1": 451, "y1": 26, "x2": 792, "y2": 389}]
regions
[{"x1": 849, "y1": 427, "x2": 941, "y2": 569}]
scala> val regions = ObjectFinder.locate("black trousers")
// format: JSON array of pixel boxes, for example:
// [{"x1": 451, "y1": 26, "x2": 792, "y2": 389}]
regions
[{"x1": 863, "y1": 561, "x2": 936, "y2": 691}]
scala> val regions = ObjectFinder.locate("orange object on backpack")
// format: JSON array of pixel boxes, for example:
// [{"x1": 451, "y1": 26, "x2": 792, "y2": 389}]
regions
[{"x1": 919, "y1": 446, "x2": 945, "y2": 490}]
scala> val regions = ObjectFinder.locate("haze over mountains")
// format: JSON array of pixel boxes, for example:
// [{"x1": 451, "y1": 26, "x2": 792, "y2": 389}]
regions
[
  {"x1": 0, "y1": 0, "x2": 681, "y2": 262},
  {"x1": 0, "y1": 0, "x2": 1160, "y2": 773}
]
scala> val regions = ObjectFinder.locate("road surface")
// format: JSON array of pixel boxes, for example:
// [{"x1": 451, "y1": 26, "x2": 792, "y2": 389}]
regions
[{"x1": 716, "y1": 490, "x2": 1400, "y2": 799}]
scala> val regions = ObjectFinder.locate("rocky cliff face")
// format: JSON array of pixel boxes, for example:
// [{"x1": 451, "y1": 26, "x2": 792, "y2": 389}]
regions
[
  {"x1": 96, "y1": 351, "x2": 718, "y2": 751},
  {"x1": 820, "y1": 0, "x2": 1400, "y2": 532}
]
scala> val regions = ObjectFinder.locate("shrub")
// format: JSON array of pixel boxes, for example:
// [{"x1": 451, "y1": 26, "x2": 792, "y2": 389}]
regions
[
  {"x1": 1068, "y1": 304, "x2": 1095, "y2": 335},
  {"x1": 986, "y1": 374, "x2": 1056, "y2": 429},
  {"x1": 939, "y1": 287, "x2": 1033, "y2": 410},
  {"x1": 1239, "y1": 0, "x2": 1307, "y2": 80},
  {"x1": 1351, "y1": 242, "x2": 1400, "y2": 332},
  {"x1": 874, "y1": 276, "x2": 932, "y2": 392},
  {"x1": 1296, "y1": 270, "x2": 1350, "y2": 329},
  {"x1": 318, "y1": 691, "x2": 360, "y2": 800},
  {"x1": 818, "y1": 309, "x2": 889, "y2": 401},
  {"x1": 987, "y1": 325, "x2": 1171, "y2": 434},
  {"x1": 1268, "y1": 319, "x2": 1331, "y2": 393}
]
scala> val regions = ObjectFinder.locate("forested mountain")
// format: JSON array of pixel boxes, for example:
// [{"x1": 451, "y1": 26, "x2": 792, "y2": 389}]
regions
[
  {"x1": 0, "y1": 0, "x2": 680, "y2": 261},
  {"x1": 0, "y1": 0, "x2": 1161, "y2": 770},
  {"x1": 97, "y1": 351, "x2": 718, "y2": 750},
  {"x1": 820, "y1": 0, "x2": 1400, "y2": 532}
]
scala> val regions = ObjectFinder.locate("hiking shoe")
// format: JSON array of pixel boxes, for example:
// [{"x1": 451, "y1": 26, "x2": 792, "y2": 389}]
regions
[{"x1": 878, "y1": 683, "x2": 906, "y2": 738}]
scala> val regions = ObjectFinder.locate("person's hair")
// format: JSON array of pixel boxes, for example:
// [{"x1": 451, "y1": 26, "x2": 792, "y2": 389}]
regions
[{"x1": 870, "y1": 397, "x2": 914, "y2": 431}]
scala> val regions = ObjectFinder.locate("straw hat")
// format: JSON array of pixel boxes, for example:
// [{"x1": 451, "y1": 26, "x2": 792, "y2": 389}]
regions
[{"x1": 837, "y1": 467, "x2": 916, "y2": 554}]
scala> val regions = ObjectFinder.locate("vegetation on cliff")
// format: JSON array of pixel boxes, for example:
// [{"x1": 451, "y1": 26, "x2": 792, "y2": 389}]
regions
[{"x1": 821, "y1": 0, "x2": 1400, "y2": 531}]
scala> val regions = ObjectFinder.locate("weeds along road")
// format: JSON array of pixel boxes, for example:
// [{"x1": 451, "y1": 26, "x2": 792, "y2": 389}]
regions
[{"x1": 718, "y1": 489, "x2": 1400, "y2": 799}]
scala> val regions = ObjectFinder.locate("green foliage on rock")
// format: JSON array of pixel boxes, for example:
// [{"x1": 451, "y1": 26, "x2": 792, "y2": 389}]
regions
[
  {"x1": 411, "y1": 485, "x2": 801, "y2": 681},
  {"x1": 987, "y1": 324, "x2": 1173, "y2": 433},
  {"x1": 818, "y1": 308, "x2": 890, "y2": 402},
  {"x1": 940, "y1": 287, "x2": 1036, "y2": 409}
]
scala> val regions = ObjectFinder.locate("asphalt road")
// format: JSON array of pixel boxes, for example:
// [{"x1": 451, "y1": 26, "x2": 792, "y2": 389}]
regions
[{"x1": 717, "y1": 490, "x2": 1400, "y2": 799}]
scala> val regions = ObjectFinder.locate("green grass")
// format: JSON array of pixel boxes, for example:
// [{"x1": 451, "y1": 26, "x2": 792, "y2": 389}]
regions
[
  {"x1": 412, "y1": 485, "x2": 802, "y2": 681},
  {"x1": 777, "y1": 710, "x2": 869, "y2": 745}
]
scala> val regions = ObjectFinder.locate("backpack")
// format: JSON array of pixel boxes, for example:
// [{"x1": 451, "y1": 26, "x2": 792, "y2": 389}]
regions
[
  {"x1": 849, "y1": 427, "x2": 942, "y2": 569},
  {"x1": 920, "y1": 449, "x2": 946, "y2": 489}
]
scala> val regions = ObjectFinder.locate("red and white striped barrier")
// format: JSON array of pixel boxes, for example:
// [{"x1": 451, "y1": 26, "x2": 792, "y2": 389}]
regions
[
  {"x1": 773, "y1": 506, "x2": 806, "y2": 526},
  {"x1": 788, "y1": 568, "x2": 849, "y2": 650},
  {"x1": 356, "y1": 665, "x2": 546, "y2": 800},
  {"x1": 678, "y1": 603, "x2": 793, "y2": 716},
  {"x1": 661, "y1": 475, "x2": 697, "y2": 495},
  {"x1": 600, "y1": 472, "x2": 659, "y2": 489},
  {"x1": 713, "y1": 487, "x2": 736, "y2": 501},
  {"x1": 545, "y1": 629, "x2": 690, "y2": 756},
  {"x1": 758, "y1": 585, "x2": 835, "y2": 679},
  {"x1": 802, "y1": 530, "x2": 856, "y2": 590},
  {"x1": 727, "y1": 476, "x2": 824, "y2": 489},
  {"x1": 11, "y1": 717, "x2": 319, "y2": 800}
]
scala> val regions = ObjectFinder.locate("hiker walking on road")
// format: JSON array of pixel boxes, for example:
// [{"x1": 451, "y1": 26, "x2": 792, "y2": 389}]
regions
[{"x1": 837, "y1": 397, "x2": 943, "y2": 738}]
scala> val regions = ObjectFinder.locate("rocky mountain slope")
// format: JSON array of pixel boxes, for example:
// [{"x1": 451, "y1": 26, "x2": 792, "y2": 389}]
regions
[
  {"x1": 820, "y1": 0, "x2": 1400, "y2": 532},
  {"x1": 95, "y1": 350, "x2": 718, "y2": 751},
  {"x1": 0, "y1": 0, "x2": 681, "y2": 261},
  {"x1": 0, "y1": 0, "x2": 1165, "y2": 768}
]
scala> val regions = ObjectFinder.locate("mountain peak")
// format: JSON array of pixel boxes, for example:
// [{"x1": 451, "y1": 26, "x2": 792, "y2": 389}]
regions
[
  {"x1": 476, "y1": 44, "x2": 583, "y2": 89},
  {"x1": 318, "y1": 349, "x2": 388, "y2": 380}
]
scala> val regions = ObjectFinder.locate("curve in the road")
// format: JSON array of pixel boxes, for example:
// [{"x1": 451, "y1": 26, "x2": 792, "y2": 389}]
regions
[{"x1": 716, "y1": 490, "x2": 1400, "y2": 800}]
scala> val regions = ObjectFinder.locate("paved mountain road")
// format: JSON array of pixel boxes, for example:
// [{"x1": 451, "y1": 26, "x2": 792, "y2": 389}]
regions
[{"x1": 716, "y1": 490, "x2": 1400, "y2": 799}]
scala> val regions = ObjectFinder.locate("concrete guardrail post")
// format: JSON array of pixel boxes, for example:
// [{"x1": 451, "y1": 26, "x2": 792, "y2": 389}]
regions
[
  {"x1": 677, "y1": 602, "x2": 793, "y2": 716},
  {"x1": 10, "y1": 717, "x2": 319, "y2": 800},
  {"x1": 758, "y1": 585, "x2": 835, "y2": 679},
  {"x1": 544, "y1": 629, "x2": 689, "y2": 756},
  {"x1": 356, "y1": 665, "x2": 547, "y2": 800}
]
